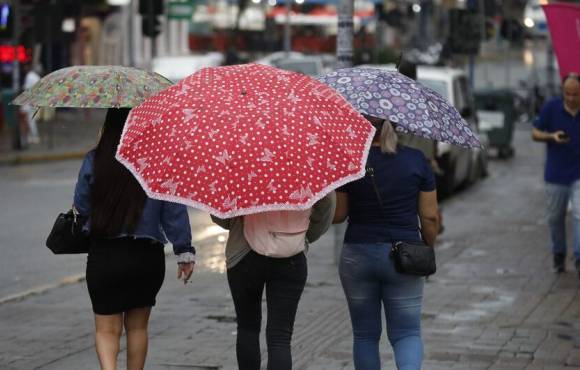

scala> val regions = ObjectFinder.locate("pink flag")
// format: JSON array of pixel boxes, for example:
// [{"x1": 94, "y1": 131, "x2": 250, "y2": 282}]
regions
[{"x1": 543, "y1": 3, "x2": 580, "y2": 78}]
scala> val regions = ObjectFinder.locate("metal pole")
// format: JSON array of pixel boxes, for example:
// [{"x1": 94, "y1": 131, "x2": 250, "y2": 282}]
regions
[
  {"x1": 336, "y1": 0, "x2": 354, "y2": 69},
  {"x1": 128, "y1": 0, "x2": 134, "y2": 66},
  {"x1": 478, "y1": 0, "x2": 490, "y2": 86},
  {"x1": 11, "y1": 0, "x2": 20, "y2": 92},
  {"x1": 283, "y1": 0, "x2": 291, "y2": 54},
  {"x1": 468, "y1": 54, "x2": 475, "y2": 88},
  {"x1": 10, "y1": 0, "x2": 21, "y2": 150},
  {"x1": 466, "y1": 0, "x2": 477, "y2": 89},
  {"x1": 503, "y1": 14, "x2": 512, "y2": 89},
  {"x1": 546, "y1": 37, "x2": 556, "y2": 98},
  {"x1": 47, "y1": 1, "x2": 54, "y2": 150},
  {"x1": 149, "y1": 0, "x2": 156, "y2": 59},
  {"x1": 418, "y1": 0, "x2": 429, "y2": 49},
  {"x1": 46, "y1": 1, "x2": 53, "y2": 72}
]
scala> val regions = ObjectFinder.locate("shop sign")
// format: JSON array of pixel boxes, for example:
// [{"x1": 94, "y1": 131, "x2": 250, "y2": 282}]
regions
[
  {"x1": 168, "y1": 1, "x2": 195, "y2": 20},
  {"x1": 0, "y1": 45, "x2": 31, "y2": 63}
]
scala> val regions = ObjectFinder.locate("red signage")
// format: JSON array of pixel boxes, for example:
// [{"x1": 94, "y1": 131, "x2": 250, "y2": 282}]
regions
[
  {"x1": 0, "y1": 45, "x2": 31, "y2": 63},
  {"x1": 543, "y1": 3, "x2": 580, "y2": 78}
]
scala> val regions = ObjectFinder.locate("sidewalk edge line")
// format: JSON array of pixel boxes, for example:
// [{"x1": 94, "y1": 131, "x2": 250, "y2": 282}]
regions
[
  {"x1": 0, "y1": 231, "x2": 228, "y2": 306},
  {"x1": 0, "y1": 273, "x2": 85, "y2": 305},
  {"x1": 0, "y1": 151, "x2": 86, "y2": 167}
]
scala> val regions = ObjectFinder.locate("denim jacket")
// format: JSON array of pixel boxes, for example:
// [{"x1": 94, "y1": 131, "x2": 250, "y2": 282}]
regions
[{"x1": 73, "y1": 151, "x2": 195, "y2": 260}]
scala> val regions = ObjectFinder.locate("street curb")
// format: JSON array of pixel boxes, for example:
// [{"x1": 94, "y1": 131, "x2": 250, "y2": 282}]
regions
[
  {"x1": 0, "y1": 151, "x2": 86, "y2": 166},
  {"x1": 0, "y1": 229, "x2": 228, "y2": 306},
  {"x1": 0, "y1": 274, "x2": 86, "y2": 305}
]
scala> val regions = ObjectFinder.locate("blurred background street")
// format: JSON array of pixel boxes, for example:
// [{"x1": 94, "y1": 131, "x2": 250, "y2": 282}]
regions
[
  {"x1": 0, "y1": 0, "x2": 568, "y2": 163},
  {"x1": 0, "y1": 0, "x2": 580, "y2": 369}
]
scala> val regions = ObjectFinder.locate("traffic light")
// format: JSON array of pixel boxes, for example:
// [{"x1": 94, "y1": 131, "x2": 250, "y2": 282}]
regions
[
  {"x1": 500, "y1": 18, "x2": 524, "y2": 42},
  {"x1": 141, "y1": 16, "x2": 161, "y2": 38},
  {"x1": 483, "y1": 0, "x2": 497, "y2": 17},
  {"x1": 0, "y1": 3, "x2": 14, "y2": 40},
  {"x1": 448, "y1": 9, "x2": 482, "y2": 55},
  {"x1": 139, "y1": 0, "x2": 163, "y2": 16},
  {"x1": 139, "y1": 0, "x2": 163, "y2": 39}
]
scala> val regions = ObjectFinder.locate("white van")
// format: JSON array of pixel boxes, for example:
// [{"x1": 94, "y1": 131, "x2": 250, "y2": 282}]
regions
[
  {"x1": 151, "y1": 53, "x2": 224, "y2": 83},
  {"x1": 255, "y1": 52, "x2": 336, "y2": 76},
  {"x1": 417, "y1": 66, "x2": 488, "y2": 197}
]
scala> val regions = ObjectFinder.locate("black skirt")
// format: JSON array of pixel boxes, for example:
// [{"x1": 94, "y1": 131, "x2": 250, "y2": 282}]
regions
[{"x1": 86, "y1": 237, "x2": 166, "y2": 315}]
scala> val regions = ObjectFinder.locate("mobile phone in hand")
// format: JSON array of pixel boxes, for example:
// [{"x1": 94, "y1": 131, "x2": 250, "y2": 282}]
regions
[{"x1": 559, "y1": 132, "x2": 570, "y2": 140}]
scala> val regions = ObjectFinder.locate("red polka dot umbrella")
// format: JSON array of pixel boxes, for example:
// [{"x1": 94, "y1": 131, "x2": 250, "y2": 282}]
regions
[{"x1": 116, "y1": 64, "x2": 375, "y2": 218}]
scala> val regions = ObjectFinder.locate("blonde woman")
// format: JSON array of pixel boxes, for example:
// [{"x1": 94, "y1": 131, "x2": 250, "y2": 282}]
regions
[{"x1": 333, "y1": 116, "x2": 439, "y2": 370}]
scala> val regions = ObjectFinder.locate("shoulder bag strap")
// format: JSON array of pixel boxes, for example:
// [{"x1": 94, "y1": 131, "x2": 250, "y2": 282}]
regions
[
  {"x1": 365, "y1": 164, "x2": 395, "y2": 243},
  {"x1": 365, "y1": 156, "x2": 422, "y2": 242}
]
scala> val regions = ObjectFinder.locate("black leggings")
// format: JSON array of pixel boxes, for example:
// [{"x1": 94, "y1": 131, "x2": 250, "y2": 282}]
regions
[{"x1": 227, "y1": 250, "x2": 307, "y2": 370}]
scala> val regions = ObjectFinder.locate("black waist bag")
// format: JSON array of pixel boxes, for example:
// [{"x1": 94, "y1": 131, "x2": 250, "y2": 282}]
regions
[{"x1": 390, "y1": 240, "x2": 436, "y2": 276}]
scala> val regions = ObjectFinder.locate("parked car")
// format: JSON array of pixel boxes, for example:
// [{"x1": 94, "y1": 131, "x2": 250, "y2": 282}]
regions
[
  {"x1": 362, "y1": 64, "x2": 489, "y2": 198},
  {"x1": 523, "y1": 0, "x2": 549, "y2": 38},
  {"x1": 151, "y1": 53, "x2": 224, "y2": 83},
  {"x1": 255, "y1": 52, "x2": 335, "y2": 76},
  {"x1": 418, "y1": 66, "x2": 489, "y2": 197}
]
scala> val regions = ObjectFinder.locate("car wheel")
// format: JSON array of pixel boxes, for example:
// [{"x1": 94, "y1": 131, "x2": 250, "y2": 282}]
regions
[
  {"x1": 468, "y1": 155, "x2": 481, "y2": 184},
  {"x1": 470, "y1": 152, "x2": 487, "y2": 182}
]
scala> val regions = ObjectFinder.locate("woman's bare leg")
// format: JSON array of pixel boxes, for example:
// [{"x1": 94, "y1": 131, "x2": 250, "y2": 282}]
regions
[
  {"x1": 94, "y1": 313, "x2": 124, "y2": 370},
  {"x1": 124, "y1": 307, "x2": 152, "y2": 370}
]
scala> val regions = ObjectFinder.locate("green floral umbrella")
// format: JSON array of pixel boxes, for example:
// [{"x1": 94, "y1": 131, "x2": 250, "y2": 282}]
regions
[{"x1": 12, "y1": 65, "x2": 173, "y2": 108}]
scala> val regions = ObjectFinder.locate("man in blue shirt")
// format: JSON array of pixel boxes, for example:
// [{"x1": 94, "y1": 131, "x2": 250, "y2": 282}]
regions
[{"x1": 533, "y1": 73, "x2": 580, "y2": 274}]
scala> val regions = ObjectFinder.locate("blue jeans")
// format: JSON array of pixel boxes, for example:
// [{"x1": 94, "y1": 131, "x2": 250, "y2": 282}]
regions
[
  {"x1": 339, "y1": 243, "x2": 424, "y2": 370},
  {"x1": 545, "y1": 181, "x2": 580, "y2": 260}
]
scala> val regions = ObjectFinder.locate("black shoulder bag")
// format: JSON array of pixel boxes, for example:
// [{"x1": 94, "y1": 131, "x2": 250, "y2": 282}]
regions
[
  {"x1": 366, "y1": 165, "x2": 436, "y2": 276},
  {"x1": 46, "y1": 208, "x2": 90, "y2": 254}
]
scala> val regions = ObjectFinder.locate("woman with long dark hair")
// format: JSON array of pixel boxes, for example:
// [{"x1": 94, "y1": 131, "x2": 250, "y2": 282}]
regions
[{"x1": 73, "y1": 108, "x2": 196, "y2": 370}]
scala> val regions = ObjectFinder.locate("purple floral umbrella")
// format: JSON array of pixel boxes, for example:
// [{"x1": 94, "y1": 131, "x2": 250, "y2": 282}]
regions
[{"x1": 316, "y1": 67, "x2": 482, "y2": 149}]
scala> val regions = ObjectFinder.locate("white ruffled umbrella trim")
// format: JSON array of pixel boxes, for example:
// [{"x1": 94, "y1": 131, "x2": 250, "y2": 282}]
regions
[{"x1": 116, "y1": 119, "x2": 376, "y2": 219}]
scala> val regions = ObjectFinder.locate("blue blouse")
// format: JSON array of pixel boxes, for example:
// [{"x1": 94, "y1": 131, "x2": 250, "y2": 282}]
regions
[
  {"x1": 73, "y1": 151, "x2": 194, "y2": 256},
  {"x1": 339, "y1": 145, "x2": 436, "y2": 243}
]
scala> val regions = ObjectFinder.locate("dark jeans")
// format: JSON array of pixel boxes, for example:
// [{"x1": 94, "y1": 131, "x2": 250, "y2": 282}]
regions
[{"x1": 227, "y1": 250, "x2": 308, "y2": 370}]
